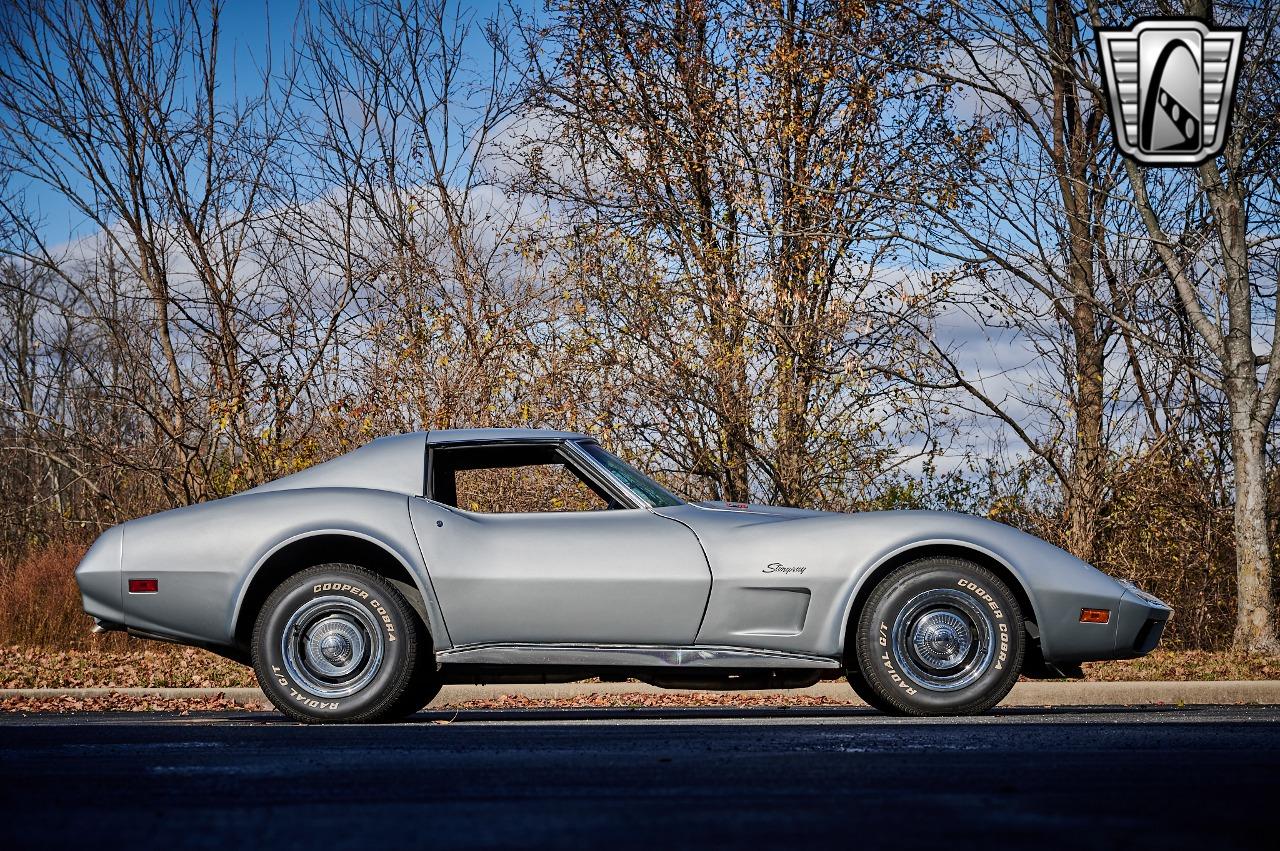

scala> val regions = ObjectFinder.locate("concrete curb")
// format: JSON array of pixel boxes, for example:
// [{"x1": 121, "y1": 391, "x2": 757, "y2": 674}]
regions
[{"x1": 3, "y1": 680, "x2": 1279, "y2": 707}]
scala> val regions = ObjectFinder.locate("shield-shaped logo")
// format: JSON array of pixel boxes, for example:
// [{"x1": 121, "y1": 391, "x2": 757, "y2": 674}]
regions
[{"x1": 1097, "y1": 18, "x2": 1245, "y2": 166}]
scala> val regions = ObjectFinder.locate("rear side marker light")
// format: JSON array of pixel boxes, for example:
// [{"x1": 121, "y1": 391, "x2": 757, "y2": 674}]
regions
[
  {"x1": 128, "y1": 578, "x2": 159, "y2": 594},
  {"x1": 1080, "y1": 608, "x2": 1110, "y2": 624}
]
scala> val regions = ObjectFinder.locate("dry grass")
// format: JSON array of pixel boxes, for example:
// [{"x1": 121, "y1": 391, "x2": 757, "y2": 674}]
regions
[{"x1": 0, "y1": 541, "x2": 118, "y2": 649}]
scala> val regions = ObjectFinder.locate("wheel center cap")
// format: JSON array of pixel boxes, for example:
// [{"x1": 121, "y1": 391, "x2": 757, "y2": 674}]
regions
[
  {"x1": 928, "y1": 626, "x2": 957, "y2": 654},
  {"x1": 911, "y1": 610, "x2": 972, "y2": 670},
  {"x1": 303, "y1": 616, "x2": 366, "y2": 677},
  {"x1": 320, "y1": 632, "x2": 353, "y2": 665}
]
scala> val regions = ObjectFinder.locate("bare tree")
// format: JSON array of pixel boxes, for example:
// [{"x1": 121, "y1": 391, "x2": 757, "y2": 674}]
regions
[
  {"x1": 0, "y1": 0, "x2": 298, "y2": 501},
  {"x1": 292, "y1": 0, "x2": 557, "y2": 441},
  {"x1": 867, "y1": 0, "x2": 1153, "y2": 565},
  {"x1": 523, "y1": 0, "x2": 962, "y2": 506},
  {"x1": 1103, "y1": 0, "x2": 1280, "y2": 651}
]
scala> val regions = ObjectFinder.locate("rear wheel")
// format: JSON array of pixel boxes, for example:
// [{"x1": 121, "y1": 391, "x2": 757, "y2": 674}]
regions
[
  {"x1": 851, "y1": 557, "x2": 1024, "y2": 716},
  {"x1": 252, "y1": 564, "x2": 436, "y2": 723}
]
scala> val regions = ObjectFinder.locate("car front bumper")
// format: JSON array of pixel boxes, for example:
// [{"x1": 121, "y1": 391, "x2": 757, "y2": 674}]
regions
[
  {"x1": 1040, "y1": 578, "x2": 1173, "y2": 664},
  {"x1": 1110, "y1": 581, "x2": 1173, "y2": 659}
]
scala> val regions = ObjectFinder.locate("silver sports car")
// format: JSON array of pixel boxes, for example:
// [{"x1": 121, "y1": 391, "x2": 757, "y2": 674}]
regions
[{"x1": 75, "y1": 428, "x2": 1171, "y2": 721}]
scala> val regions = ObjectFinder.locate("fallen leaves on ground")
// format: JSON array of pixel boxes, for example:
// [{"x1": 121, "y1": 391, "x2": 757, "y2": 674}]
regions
[
  {"x1": 1, "y1": 693, "x2": 270, "y2": 713},
  {"x1": 445, "y1": 692, "x2": 858, "y2": 710},
  {"x1": 0, "y1": 690, "x2": 855, "y2": 714},
  {"x1": 1083, "y1": 650, "x2": 1280, "y2": 682},
  {"x1": 1, "y1": 645, "x2": 256, "y2": 689},
  {"x1": 3, "y1": 643, "x2": 1279, "y2": 701}
]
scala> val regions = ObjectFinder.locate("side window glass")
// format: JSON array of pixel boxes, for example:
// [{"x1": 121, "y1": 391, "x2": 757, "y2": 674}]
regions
[
  {"x1": 453, "y1": 463, "x2": 608, "y2": 513},
  {"x1": 431, "y1": 444, "x2": 615, "y2": 513}
]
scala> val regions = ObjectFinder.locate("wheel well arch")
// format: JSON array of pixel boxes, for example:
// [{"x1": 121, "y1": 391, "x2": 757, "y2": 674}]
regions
[
  {"x1": 232, "y1": 533, "x2": 432, "y2": 652},
  {"x1": 839, "y1": 543, "x2": 1043, "y2": 669}
]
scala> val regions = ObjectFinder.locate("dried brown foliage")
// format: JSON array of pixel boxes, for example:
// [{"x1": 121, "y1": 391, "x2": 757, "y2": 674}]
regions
[
  {"x1": 446, "y1": 693, "x2": 858, "y2": 710},
  {"x1": 1095, "y1": 453, "x2": 1236, "y2": 649},
  {"x1": 1083, "y1": 650, "x2": 1280, "y2": 683},
  {"x1": 0, "y1": 644, "x2": 255, "y2": 689},
  {"x1": 1, "y1": 694, "x2": 268, "y2": 714},
  {"x1": 0, "y1": 542, "x2": 107, "y2": 649},
  {"x1": 454, "y1": 465, "x2": 607, "y2": 514}
]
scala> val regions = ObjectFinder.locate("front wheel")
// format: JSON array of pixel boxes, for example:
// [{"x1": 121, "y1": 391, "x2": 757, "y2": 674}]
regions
[
  {"x1": 851, "y1": 557, "x2": 1024, "y2": 716},
  {"x1": 252, "y1": 564, "x2": 435, "y2": 723}
]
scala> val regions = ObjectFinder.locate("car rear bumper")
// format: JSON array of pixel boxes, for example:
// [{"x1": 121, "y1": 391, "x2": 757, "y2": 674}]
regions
[{"x1": 75, "y1": 525, "x2": 124, "y2": 630}]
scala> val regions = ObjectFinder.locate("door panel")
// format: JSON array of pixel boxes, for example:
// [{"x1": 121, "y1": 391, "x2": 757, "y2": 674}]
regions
[{"x1": 409, "y1": 500, "x2": 712, "y2": 646}]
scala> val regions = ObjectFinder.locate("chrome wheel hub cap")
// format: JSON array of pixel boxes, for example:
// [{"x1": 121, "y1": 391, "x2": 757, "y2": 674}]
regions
[
  {"x1": 305, "y1": 617, "x2": 366, "y2": 677},
  {"x1": 281, "y1": 596, "x2": 385, "y2": 699},
  {"x1": 911, "y1": 610, "x2": 972, "y2": 669},
  {"x1": 890, "y1": 588, "x2": 996, "y2": 692}
]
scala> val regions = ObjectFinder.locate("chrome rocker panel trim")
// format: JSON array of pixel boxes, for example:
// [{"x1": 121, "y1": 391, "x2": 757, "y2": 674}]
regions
[{"x1": 435, "y1": 643, "x2": 843, "y2": 669}]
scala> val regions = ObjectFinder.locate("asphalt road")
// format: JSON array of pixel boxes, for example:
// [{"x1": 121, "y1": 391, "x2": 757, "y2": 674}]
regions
[{"x1": 1, "y1": 706, "x2": 1277, "y2": 850}]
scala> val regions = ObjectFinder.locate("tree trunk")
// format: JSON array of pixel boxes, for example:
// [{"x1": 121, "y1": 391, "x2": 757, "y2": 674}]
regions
[
  {"x1": 1202, "y1": 97, "x2": 1279, "y2": 651},
  {"x1": 1069, "y1": 328, "x2": 1105, "y2": 564},
  {"x1": 1048, "y1": 0, "x2": 1106, "y2": 565},
  {"x1": 718, "y1": 340, "x2": 753, "y2": 503},
  {"x1": 1228, "y1": 404, "x2": 1278, "y2": 651}
]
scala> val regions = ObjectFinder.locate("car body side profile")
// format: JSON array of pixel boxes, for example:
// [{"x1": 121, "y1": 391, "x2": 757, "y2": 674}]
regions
[{"x1": 76, "y1": 428, "x2": 1171, "y2": 721}]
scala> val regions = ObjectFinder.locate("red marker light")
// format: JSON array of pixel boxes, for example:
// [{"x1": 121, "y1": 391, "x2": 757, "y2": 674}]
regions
[
  {"x1": 128, "y1": 578, "x2": 159, "y2": 594},
  {"x1": 1079, "y1": 608, "x2": 1110, "y2": 624}
]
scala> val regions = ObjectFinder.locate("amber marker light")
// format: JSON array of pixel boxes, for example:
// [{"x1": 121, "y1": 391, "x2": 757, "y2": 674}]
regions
[
  {"x1": 1080, "y1": 608, "x2": 1110, "y2": 624},
  {"x1": 128, "y1": 578, "x2": 159, "y2": 594}
]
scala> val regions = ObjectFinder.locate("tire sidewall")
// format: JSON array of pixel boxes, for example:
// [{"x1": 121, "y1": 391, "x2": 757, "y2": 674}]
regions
[
  {"x1": 253, "y1": 566, "x2": 417, "y2": 722},
  {"x1": 857, "y1": 560, "x2": 1023, "y2": 714}
]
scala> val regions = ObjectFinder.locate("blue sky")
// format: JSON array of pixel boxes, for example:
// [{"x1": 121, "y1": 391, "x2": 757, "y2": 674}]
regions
[
  {"x1": 9, "y1": 0, "x2": 1138, "y2": 476},
  {"x1": 20, "y1": 0, "x2": 521, "y2": 246}
]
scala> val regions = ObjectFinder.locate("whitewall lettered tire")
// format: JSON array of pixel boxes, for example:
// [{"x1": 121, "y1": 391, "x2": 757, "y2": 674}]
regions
[
  {"x1": 251, "y1": 564, "x2": 436, "y2": 723},
  {"x1": 852, "y1": 557, "x2": 1024, "y2": 716}
]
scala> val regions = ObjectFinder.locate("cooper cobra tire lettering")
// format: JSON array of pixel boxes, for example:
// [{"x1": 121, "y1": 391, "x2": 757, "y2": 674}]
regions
[
  {"x1": 957, "y1": 579, "x2": 1003, "y2": 619},
  {"x1": 313, "y1": 582, "x2": 369, "y2": 600},
  {"x1": 369, "y1": 599, "x2": 397, "y2": 641}
]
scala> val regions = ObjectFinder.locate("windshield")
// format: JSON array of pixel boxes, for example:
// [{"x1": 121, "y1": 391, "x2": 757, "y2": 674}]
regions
[{"x1": 577, "y1": 442, "x2": 683, "y2": 508}]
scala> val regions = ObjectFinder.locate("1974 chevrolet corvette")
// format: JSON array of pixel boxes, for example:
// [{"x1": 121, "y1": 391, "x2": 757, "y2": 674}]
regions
[{"x1": 76, "y1": 428, "x2": 1171, "y2": 722}]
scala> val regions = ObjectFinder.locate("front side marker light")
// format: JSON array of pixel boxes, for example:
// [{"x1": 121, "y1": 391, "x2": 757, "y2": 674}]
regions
[{"x1": 1080, "y1": 608, "x2": 1110, "y2": 624}]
